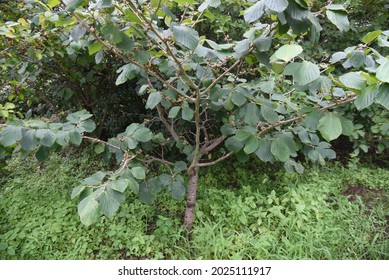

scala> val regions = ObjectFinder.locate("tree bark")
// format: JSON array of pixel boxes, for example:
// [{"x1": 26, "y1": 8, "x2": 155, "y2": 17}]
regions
[{"x1": 183, "y1": 167, "x2": 199, "y2": 231}]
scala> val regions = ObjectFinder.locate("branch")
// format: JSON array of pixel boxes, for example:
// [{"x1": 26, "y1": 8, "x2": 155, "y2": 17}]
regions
[
  {"x1": 201, "y1": 135, "x2": 227, "y2": 154},
  {"x1": 156, "y1": 105, "x2": 180, "y2": 141},
  {"x1": 196, "y1": 152, "x2": 233, "y2": 167},
  {"x1": 126, "y1": 0, "x2": 199, "y2": 92},
  {"x1": 82, "y1": 135, "x2": 120, "y2": 150},
  {"x1": 200, "y1": 47, "x2": 254, "y2": 95},
  {"x1": 70, "y1": 12, "x2": 194, "y2": 102},
  {"x1": 258, "y1": 94, "x2": 358, "y2": 137}
]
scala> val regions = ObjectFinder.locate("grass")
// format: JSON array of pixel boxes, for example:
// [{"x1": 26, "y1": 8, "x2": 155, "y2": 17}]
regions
[{"x1": 0, "y1": 150, "x2": 388, "y2": 259}]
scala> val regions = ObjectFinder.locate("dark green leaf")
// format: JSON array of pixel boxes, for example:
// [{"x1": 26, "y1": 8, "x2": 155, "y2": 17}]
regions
[
  {"x1": 225, "y1": 136, "x2": 244, "y2": 152},
  {"x1": 35, "y1": 146, "x2": 49, "y2": 162},
  {"x1": 94, "y1": 143, "x2": 105, "y2": 154}
]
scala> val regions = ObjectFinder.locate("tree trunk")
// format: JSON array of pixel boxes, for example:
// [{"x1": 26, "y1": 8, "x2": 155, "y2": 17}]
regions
[{"x1": 183, "y1": 167, "x2": 199, "y2": 231}]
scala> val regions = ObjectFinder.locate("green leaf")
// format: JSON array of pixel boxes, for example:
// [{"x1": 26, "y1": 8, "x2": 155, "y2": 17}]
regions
[
  {"x1": 182, "y1": 106, "x2": 194, "y2": 121},
  {"x1": 145, "y1": 92, "x2": 162, "y2": 109},
  {"x1": 244, "y1": 137, "x2": 260, "y2": 154},
  {"x1": 48, "y1": 0, "x2": 60, "y2": 8},
  {"x1": 354, "y1": 85, "x2": 378, "y2": 110},
  {"x1": 139, "y1": 183, "x2": 156, "y2": 205},
  {"x1": 270, "y1": 44, "x2": 302, "y2": 63},
  {"x1": 271, "y1": 137, "x2": 291, "y2": 162},
  {"x1": 168, "y1": 106, "x2": 181, "y2": 118},
  {"x1": 244, "y1": 103, "x2": 261, "y2": 126},
  {"x1": 131, "y1": 166, "x2": 146, "y2": 180},
  {"x1": 264, "y1": 0, "x2": 289, "y2": 13},
  {"x1": 80, "y1": 119, "x2": 96, "y2": 133},
  {"x1": 21, "y1": 130, "x2": 38, "y2": 151},
  {"x1": 171, "y1": 181, "x2": 186, "y2": 200},
  {"x1": 293, "y1": 61, "x2": 320, "y2": 85},
  {"x1": 171, "y1": 24, "x2": 199, "y2": 50},
  {"x1": 72, "y1": 185, "x2": 86, "y2": 199},
  {"x1": 376, "y1": 83, "x2": 389, "y2": 110},
  {"x1": 198, "y1": 0, "x2": 221, "y2": 12},
  {"x1": 88, "y1": 42, "x2": 103, "y2": 55},
  {"x1": 94, "y1": 143, "x2": 105, "y2": 154},
  {"x1": 235, "y1": 130, "x2": 252, "y2": 142},
  {"x1": 78, "y1": 195, "x2": 100, "y2": 226},
  {"x1": 115, "y1": 64, "x2": 140, "y2": 85},
  {"x1": 244, "y1": 1, "x2": 265, "y2": 23},
  {"x1": 97, "y1": 0, "x2": 113, "y2": 9},
  {"x1": 376, "y1": 59, "x2": 389, "y2": 83},
  {"x1": 83, "y1": 171, "x2": 106, "y2": 185},
  {"x1": 326, "y1": 9, "x2": 349, "y2": 32},
  {"x1": 225, "y1": 136, "x2": 244, "y2": 153},
  {"x1": 339, "y1": 72, "x2": 366, "y2": 90},
  {"x1": 97, "y1": 189, "x2": 120, "y2": 218},
  {"x1": 362, "y1": 30, "x2": 382, "y2": 44},
  {"x1": 69, "y1": 131, "x2": 82, "y2": 145},
  {"x1": 108, "y1": 179, "x2": 128, "y2": 193},
  {"x1": 133, "y1": 127, "x2": 152, "y2": 142},
  {"x1": 261, "y1": 105, "x2": 278, "y2": 124},
  {"x1": 66, "y1": 0, "x2": 84, "y2": 12},
  {"x1": 231, "y1": 92, "x2": 247, "y2": 107},
  {"x1": 220, "y1": 124, "x2": 236, "y2": 136},
  {"x1": 338, "y1": 115, "x2": 354, "y2": 136},
  {"x1": 318, "y1": 114, "x2": 342, "y2": 141},
  {"x1": 253, "y1": 35, "x2": 272, "y2": 52},
  {"x1": 174, "y1": 161, "x2": 187, "y2": 173},
  {"x1": 35, "y1": 146, "x2": 49, "y2": 162},
  {"x1": 255, "y1": 138, "x2": 273, "y2": 162},
  {"x1": 55, "y1": 131, "x2": 70, "y2": 146},
  {"x1": 101, "y1": 23, "x2": 122, "y2": 45},
  {"x1": 36, "y1": 129, "x2": 56, "y2": 147},
  {"x1": 127, "y1": 177, "x2": 139, "y2": 194},
  {"x1": 0, "y1": 125, "x2": 22, "y2": 146}
]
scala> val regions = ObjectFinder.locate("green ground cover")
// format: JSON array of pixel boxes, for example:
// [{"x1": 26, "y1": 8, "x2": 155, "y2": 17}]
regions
[{"x1": 0, "y1": 151, "x2": 388, "y2": 259}]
